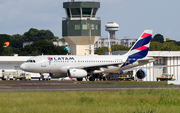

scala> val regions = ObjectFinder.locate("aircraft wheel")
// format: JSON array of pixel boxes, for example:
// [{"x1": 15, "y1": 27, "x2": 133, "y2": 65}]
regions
[
  {"x1": 39, "y1": 78, "x2": 42, "y2": 81},
  {"x1": 103, "y1": 77, "x2": 106, "y2": 81},
  {"x1": 89, "y1": 77, "x2": 95, "y2": 81},
  {"x1": 77, "y1": 78, "x2": 83, "y2": 81}
]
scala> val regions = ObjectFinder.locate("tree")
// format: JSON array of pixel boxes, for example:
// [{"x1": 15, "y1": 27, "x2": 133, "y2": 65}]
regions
[
  {"x1": 150, "y1": 41, "x2": 180, "y2": 51},
  {"x1": 111, "y1": 44, "x2": 129, "y2": 51},
  {"x1": 59, "y1": 38, "x2": 65, "y2": 42},
  {"x1": 0, "y1": 37, "x2": 5, "y2": 55},
  {"x1": 1, "y1": 46, "x2": 14, "y2": 56},
  {"x1": 51, "y1": 36, "x2": 59, "y2": 41},
  {"x1": 19, "y1": 40, "x2": 68, "y2": 56},
  {"x1": 162, "y1": 42, "x2": 179, "y2": 51},
  {"x1": 23, "y1": 28, "x2": 39, "y2": 41},
  {"x1": 95, "y1": 47, "x2": 108, "y2": 55},
  {"x1": 37, "y1": 30, "x2": 54, "y2": 41},
  {"x1": 0, "y1": 34, "x2": 11, "y2": 42},
  {"x1": 176, "y1": 41, "x2": 180, "y2": 46},
  {"x1": 23, "y1": 28, "x2": 55, "y2": 41},
  {"x1": 152, "y1": 34, "x2": 164, "y2": 43},
  {"x1": 55, "y1": 46, "x2": 68, "y2": 55},
  {"x1": 10, "y1": 34, "x2": 24, "y2": 49},
  {"x1": 149, "y1": 41, "x2": 163, "y2": 51}
]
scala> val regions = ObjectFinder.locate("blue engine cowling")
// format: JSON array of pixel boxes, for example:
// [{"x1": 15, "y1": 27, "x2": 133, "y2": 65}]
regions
[
  {"x1": 120, "y1": 70, "x2": 124, "y2": 74},
  {"x1": 136, "y1": 69, "x2": 146, "y2": 79}
]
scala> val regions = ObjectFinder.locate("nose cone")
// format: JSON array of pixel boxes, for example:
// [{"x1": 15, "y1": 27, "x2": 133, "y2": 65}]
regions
[{"x1": 20, "y1": 63, "x2": 26, "y2": 70}]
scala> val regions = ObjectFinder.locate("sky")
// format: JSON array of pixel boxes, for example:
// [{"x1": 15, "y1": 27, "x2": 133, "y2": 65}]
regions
[{"x1": 0, "y1": 0, "x2": 180, "y2": 41}]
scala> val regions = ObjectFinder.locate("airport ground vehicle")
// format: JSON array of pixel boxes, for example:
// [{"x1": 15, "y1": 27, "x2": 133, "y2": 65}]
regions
[
  {"x1": 1, "y1": 70, "x2": 17, "y2": 80},
  {"x1": 39, "y1": 73, "x2": 51, "y2": 81},
  {"x1": 2, "y1": 74, "x2": 15, "y2": 80},
  {"x1": 118, "y1": 74, "x2": 134, "y2": 81},
  {"x1": 107, "y1": 72, "x2": 134, "y2": 81},
  {"x1": 156, "y1": 73, "x2": 176, "y2": 81},
  {"x1": 16, "y1": 73, "x2": 31, "y2": 80}
]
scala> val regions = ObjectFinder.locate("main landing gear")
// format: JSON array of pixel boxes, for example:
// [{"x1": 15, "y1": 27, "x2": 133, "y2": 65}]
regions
[
  {"x1": 76, "y1": 78, "x2": 83, "y2": 81},
  {"x1": 76, "y1": 74, "x2": 106, "y2": 82}
]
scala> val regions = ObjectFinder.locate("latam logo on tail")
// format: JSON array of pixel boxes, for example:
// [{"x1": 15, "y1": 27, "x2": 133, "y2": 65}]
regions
[
  {"x1": 121, "y1": 31, "x2": 152, "y2": 67},
  {"x1": 128, "y1": 32, "x2": 152, "y2": 60}
]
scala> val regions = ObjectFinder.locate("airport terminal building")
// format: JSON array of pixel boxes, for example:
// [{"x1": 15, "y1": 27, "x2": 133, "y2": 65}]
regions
[{"x1": 0, "y1": 51, "x2": 180, "y2": 81}]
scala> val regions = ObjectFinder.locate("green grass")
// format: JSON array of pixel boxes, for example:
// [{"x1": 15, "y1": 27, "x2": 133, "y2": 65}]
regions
[
  {"x1": 81, "y1": 81, "x2": 169, "y2": 86},
  {"x1": 1, "y1": 89, "x2": 180, "y2": 113}
]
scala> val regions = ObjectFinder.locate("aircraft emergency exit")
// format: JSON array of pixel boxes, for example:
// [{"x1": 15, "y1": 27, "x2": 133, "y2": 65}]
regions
[{"x1": 20, "y1": 30, "x2": 154, "y2": 81}]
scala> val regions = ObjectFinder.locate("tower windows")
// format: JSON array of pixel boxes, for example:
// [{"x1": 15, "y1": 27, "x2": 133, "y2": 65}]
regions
[
  {"x1": 91, "y1": 24, "x2": 94, "y2": 30},
  {"x1": 75, "y1": 25, "x2": 80, "y2": 30},
  {"x1": 71, "y1": 8, "x2": 81, "y2": 17},
  {"x1": 96, "y1": 25, "x2": 98, "y2": 30},
  {"x1": 92, "y1": 8, "x2": 97, "y2": 17},
  {"x1": 66, "y1": 8, "x2": 70, "y2": 17},
  {"x1": 82, "y1": 24, "x2": 88, "y2": 30},
  {"x1": 82, "y1": 8, "x2": 92, "y2": 17}
]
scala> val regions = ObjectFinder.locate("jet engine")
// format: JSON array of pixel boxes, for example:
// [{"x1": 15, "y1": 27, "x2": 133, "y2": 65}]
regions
[
  {"x1": 136, "y1": 69, "x2": 146, "y2": 79},
  {"x1": 120, "y1": 70, "x2": 124, "y2": 74},
  {"x1": 67, "y1": 69, "x2": 87, "y2": 78}
]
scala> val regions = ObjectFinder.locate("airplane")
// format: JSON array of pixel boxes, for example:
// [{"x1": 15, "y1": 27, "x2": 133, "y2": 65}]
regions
[{"x1": 20, "y1": 30, "x2": 154, "y2": 81}]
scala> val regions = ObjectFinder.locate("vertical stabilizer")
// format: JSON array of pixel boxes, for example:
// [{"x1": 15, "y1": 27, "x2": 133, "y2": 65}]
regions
[{"x1": 126, "y1": 30, "x2": 153, "y2": 60}]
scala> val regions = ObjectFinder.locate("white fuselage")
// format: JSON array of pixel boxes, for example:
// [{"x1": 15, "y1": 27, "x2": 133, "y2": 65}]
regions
[{"x1": 20, "y1": 55, "x2": 150, "y2": 76}]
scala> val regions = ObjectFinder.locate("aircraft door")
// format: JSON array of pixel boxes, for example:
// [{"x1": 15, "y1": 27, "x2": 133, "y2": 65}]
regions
[{"x1": 41, "y1": 57, "x2": 46, "y2": 67}]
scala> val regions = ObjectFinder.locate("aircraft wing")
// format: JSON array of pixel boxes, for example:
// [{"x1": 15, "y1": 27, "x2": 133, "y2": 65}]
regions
[
  {"x1": 70, "y1": 57, "x2": 157, "y2": 70},
  {"x1": 136, "y1": 57, "x2": 159, "y2": 62},
  {"x1": 70, "y1": 62, "x2": 125, "y2": 69}
]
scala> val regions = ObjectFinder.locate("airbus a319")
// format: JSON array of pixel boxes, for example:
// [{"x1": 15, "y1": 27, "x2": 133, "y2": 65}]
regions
[{"x1": 20, "y1": 30, "x2": 154, "y2": 81}]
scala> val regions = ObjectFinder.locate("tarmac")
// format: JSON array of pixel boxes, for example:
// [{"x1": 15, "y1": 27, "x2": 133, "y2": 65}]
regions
[{"x1": 0, "y1": 80, "x2": 180, "y2": 92}]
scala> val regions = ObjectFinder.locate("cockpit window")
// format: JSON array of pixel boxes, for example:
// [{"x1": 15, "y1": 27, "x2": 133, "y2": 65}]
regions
[{"x1": 26, "y1": 60, "x2": 36, "y2": 63}]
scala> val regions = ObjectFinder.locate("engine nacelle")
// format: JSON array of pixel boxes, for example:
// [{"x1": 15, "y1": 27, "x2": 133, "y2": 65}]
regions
[
  {"x1": 136, "y1": 69, "x2": 146, "y2": 79},
  {"x1": 67, "y1": 69, "x2": 87, "y2": 78},
  {"x1": 120, "y1": 70, "x2": 124, "y2": 74}
]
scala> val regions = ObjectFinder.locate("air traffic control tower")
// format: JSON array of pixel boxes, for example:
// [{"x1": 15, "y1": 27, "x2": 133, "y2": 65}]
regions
[{"x1": 62, "y1": 1, "x2": 101, "y2": 55}]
